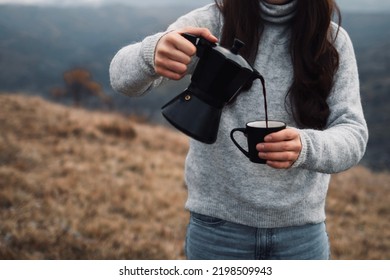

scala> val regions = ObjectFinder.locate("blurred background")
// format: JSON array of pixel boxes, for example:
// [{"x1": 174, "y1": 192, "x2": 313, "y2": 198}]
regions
[{"x1": 0, "y1": 0, "x2": 389, "y2": 260}]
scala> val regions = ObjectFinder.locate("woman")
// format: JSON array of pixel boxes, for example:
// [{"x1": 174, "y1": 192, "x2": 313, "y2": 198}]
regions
[{"x1": 109, "y1": 0, "x2": 368, "y2": 259}]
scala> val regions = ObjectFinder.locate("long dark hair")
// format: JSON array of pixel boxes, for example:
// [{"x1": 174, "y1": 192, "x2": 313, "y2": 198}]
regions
[{"x1": 215, "y1": 0, "x2": 341, "y2": 130}]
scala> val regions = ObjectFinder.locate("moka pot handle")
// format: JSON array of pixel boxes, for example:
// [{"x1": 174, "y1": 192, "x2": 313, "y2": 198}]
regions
[{"x1": 181, "y1": 33, "x2": 214, "y2": 58}]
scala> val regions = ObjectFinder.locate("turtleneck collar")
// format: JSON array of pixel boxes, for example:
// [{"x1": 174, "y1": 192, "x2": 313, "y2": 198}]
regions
[{"x1": 260, "y1": 0, "x2": 297, "y2": 24}]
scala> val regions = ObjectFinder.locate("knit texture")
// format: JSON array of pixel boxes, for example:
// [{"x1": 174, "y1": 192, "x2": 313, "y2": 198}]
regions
[{"x1": 109, "y1": 1, "x2": 368, "y2": 228}]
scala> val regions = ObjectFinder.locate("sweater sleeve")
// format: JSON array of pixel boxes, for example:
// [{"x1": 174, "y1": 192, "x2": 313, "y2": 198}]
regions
[
  {"x1": 109, "y1": 4, "x2": 219, "y2": 97},
  {"x1": 292, "y1": 27, "x2": 369, "y2": 174},
  {"x1": 109, "y1": 32, "x2": 166, "y2": 97}
]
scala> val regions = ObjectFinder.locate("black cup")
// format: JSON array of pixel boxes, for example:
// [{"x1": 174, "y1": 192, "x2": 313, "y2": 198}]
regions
[{"x1": 230, "y1": 121, "x2": 286, "y2": 164}]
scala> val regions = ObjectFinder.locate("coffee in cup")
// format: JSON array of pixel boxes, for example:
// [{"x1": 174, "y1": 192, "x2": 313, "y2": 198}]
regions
[{"x1": 230, "y1": 121, "x2": 286, "y2": 164}]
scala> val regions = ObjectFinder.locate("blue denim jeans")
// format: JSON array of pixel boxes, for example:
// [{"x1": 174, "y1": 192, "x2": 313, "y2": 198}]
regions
[{"x1": 185, "y1": 212, "x2": 330, "y2": 260}]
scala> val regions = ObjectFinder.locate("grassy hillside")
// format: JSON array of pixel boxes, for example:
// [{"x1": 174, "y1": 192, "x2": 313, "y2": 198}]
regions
[{"x1": 0, "y1": 94, "x2": 389, "y2": 260}]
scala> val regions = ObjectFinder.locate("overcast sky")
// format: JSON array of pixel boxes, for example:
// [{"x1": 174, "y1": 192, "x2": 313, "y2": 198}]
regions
[{"x1": 0, "y1": 0, "x2": 389, "y2": 12}]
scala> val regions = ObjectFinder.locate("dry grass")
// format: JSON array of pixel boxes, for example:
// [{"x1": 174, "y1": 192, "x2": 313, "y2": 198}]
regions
[
  {"x1": 327, "y1": 167, "x2": 390, "y2": 259},
  {"x1": 0, "y1": 93, "x2": 389, "y2": 260}
]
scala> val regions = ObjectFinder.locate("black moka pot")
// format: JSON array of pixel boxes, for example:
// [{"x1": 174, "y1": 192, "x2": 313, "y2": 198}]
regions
[{"x1": 161, "y1": 33, "x2": 263, "y2": 144}]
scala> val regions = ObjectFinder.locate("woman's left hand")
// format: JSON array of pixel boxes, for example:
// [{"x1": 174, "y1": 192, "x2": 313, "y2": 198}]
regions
[{"x1": 256, "y1": 128, "x2": 302, "y2": 169}]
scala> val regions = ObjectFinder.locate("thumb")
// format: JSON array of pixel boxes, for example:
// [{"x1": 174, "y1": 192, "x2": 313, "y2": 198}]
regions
[{"x1": 178, "y1": 27, "x2": 219, "y2": 43}]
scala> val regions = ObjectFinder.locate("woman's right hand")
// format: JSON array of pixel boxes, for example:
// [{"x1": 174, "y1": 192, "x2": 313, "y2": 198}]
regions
[{"x1": 154, "y1": 27, "x2": 218, "y2": 80}]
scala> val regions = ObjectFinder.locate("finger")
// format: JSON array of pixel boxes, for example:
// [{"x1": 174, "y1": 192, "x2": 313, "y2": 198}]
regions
[
  {"x1": 156, "y1": 45, "x2": 193, "y2": 65},
  {"x1": 155, "y1": 55, "x2": 188, "y2": 75},
  {"x1": 180, "y1": 27, "x2": 219, "y2": 43},
  {"x1": 266, "y1": 160, "x2": 294, "y2": 170},
  {"x1": 175, "y1": 35, "x2": 198, "y2": 56},
  {"x1": 155, "y1": 67, "x2": 186, "y2": 80},
  {"x1": 258, "y1": 151, "x2": 298, "y2": 162},
  {"x1": 264, "y1": 128, "x2": 298, "y2": 142},
  {"x1": 257, "y1": 142, "x2": 296, "y2": 153},
  {"x1": 161, "y1": 32, "x2": 197, "y2": 57},
  {"x1": 155, "y1": 56, "x2": 187, "y2": 79}
]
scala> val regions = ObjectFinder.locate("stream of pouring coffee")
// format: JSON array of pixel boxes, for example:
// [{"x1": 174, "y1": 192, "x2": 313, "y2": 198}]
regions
[{"x1": 259, "y1": 76, "x2": 269, "y2": 128}]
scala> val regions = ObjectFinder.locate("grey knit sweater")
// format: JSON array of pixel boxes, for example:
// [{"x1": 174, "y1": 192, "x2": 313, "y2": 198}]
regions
[{"x1": 109, "y1": 1, "x2": 368, "y2": 228}]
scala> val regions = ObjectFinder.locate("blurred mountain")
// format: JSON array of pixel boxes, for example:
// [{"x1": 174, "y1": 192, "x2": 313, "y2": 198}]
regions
[
  {"x1": 336, "y1": 0, "x2": 390, "y2": 12},
  {"x1": 0, "y1": 4, "x2": 389, "y2": 170},
  {"x1": 0, "y1": 4, "x2": 192, "y2": 120}
]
